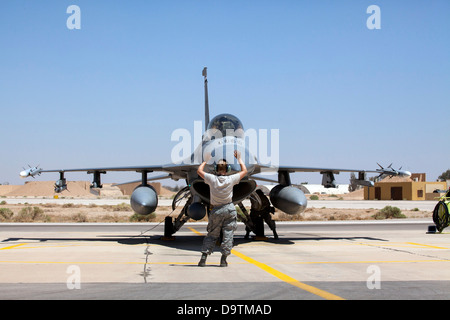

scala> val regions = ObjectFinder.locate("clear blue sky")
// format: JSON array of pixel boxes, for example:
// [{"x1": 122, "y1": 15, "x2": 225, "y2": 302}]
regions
[{"x1": 1, "y1": 1, "x2": 449, "y2": 186}]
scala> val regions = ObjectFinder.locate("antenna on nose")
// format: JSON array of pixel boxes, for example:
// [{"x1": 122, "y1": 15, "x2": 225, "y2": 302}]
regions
[{"x1": 203, "y1": 67, "x2": 209, "y2": 131}]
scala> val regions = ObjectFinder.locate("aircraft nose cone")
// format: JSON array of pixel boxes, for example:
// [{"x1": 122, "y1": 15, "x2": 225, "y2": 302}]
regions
[{"x1": 19, "y1": 170, "x2": 28, "y2": 178}]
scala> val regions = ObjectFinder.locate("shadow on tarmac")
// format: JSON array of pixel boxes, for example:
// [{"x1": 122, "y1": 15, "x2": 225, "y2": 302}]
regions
[{"x1": 1, "y1": 233, "x2": 387, "y2": 252}]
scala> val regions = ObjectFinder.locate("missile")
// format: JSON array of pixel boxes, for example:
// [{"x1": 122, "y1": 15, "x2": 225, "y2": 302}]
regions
[
  {"x1": 376, "y1": 163, "x2": 411, "y2": 178},
  {"x1": 397, "y1": 169, "x2": 412, "y2": 177},
  {"x1": 19, "y1": 166, "x2": 42, "y2": 178}
]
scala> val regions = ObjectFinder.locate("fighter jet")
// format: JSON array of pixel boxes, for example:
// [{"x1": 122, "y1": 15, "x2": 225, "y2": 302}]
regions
[{"x1": 20, "y1": 68, "x2": 411, "y2": 238}]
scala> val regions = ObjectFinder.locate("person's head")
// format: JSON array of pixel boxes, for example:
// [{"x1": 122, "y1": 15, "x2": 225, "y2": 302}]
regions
[{"x1": 216, "y1": 159, "x2": 228, "y2": 176}]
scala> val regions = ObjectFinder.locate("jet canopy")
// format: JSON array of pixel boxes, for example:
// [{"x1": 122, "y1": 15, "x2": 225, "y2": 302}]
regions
[{"x1": 207, "y1": 113, "x2": 244, "y2": 137}]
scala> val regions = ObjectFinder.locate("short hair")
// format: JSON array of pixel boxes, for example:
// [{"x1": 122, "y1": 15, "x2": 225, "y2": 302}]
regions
[{"x1": 216, "y1": 159, "x2": 228, "y2": 174}]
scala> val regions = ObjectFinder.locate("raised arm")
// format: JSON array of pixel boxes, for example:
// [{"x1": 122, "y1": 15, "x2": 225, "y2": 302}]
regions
[
  {"x1": 234, "y1": 150, "x2": 248, "y2": 180},
  {"x1": 197, "y1": 152, "x2": 211, "y2": 179},
  {"x1": 197, "y1": 161, "x2": 207, "y2": 179}
]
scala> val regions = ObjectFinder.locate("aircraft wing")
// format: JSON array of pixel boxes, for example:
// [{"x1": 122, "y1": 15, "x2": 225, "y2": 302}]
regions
[
  {"x1": 277, "y1": 164, "x2": 410, "y2": 176},
  {"x1": 20, "y1": 163, "x2": 200, "y2": 190},
  {"x1": 31, "y1": 163, "x2": 199, "y2": 177},
  {"x1": 253, "y1": 164, "x2": 411, "y2": 188},
  {"x1": 277, "y1": 166, "x2": 378, "y2": 174},
  {"x1": 40, "y1": 165, "x2": 168, "y2": 174}
]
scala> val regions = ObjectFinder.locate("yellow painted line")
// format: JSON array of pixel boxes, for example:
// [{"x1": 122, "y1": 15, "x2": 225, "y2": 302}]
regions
[
  {"x1": 0, "y1": 260, "x2": 144, "y2": 265},
  {"x1": 8, "y1": 243, "x2": 146, "y2": 250},
  {"x1": 231, "y1": 249, "x2": 344, "y2": 300},
  {"x1": 406, "y1": 242, "x2": 448, "y2": 249},
  {"x1": 187, "y1": 227, "x2": 203, "y2": 236},
  {"x1": 0, "y1": 260, "x2": 244, "y2": 265},
  {"x1": 188, "y1": 227, "x2": 344, "y2": 300},
  {"x1": 0, "y1": 243, "x2": 27, "y2": 250},
  {"x1": 294, "y1": 259, "x2": 450, "y2": 265},
  {"x1": 1, "y1": 259, "x2": 448, "y2": 266}
]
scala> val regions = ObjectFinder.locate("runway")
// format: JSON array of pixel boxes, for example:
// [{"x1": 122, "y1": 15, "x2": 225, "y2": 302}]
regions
[
  {"x1": 0, "y1": 219, "x2": 449, "y2": 301},
  {"x1": 3, "y1": 197, "x2": 437, "y2": 211}
]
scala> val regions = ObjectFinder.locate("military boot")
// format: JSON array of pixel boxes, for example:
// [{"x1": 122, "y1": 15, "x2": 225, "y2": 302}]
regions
[
  {"x1": 220, "y1": 255, "x2": 228, "y2": 267},
  {"x1": 198, "y1": 253, "x2": 207, "y2": 267},
  {"x1": 273, "y1": 229, "x2": 279, "y2": 240}
]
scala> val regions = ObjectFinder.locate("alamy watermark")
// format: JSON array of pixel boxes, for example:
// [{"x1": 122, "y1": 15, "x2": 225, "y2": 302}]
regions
[
  {"x1": 66, "y1": 265, "x2": 81, "y2": 289},
  {"x1": 367, "y1": 5, "x2": 381, "y2": 30},
  {"x1": 366, "y1": 265, "x2": 381, "y2": 289},
  {"x1": 66, "y1": 5, "x2": 81, "y2": 30},
  {"x1": 65, "y1": 5, "x2": 381, "y2": 31},
  {"x1": 170, "y1": 121, "x2": 279, "y2": 169}
]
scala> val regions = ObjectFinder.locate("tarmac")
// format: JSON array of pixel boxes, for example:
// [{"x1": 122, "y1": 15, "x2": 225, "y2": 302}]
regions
[{"x1": 0, "y1": 218, "x2": 449, "y2": 301}]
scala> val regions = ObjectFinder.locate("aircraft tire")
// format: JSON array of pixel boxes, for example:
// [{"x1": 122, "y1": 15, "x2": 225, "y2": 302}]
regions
[{"x1": 164, "y1": 216, "x2": 174, "y2": 237}]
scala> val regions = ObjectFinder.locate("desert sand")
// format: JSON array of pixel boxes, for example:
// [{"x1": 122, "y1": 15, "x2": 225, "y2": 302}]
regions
[{"x1": 0, "y1": 181, "x2": 432, "y2": 223}]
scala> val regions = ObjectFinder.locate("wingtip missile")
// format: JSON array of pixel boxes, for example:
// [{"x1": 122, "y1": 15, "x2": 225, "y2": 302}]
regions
[
  {"x1": 399, "y1": 170, "x2": 412, "y2": 177},
  {"x1": 376, "y1": 163, "x2": 411, "y2": 178},
  {"x1": 19, "y1": 166, "x2": 42, "y2": 178}
]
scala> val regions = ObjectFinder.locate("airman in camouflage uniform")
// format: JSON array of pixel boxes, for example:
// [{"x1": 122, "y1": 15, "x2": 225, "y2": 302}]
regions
[{"x1": 196, "y1": 151, "x2": 247, "y2": 267}]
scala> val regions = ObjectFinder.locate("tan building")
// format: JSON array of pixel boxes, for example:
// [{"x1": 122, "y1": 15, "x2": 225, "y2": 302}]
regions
[{"x1": 364, "y1": 174, "x2": 447, "y2": 201}]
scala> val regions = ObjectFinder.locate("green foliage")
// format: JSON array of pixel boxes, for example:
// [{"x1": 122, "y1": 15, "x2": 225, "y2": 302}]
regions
[
  {"x1": 113, "y1": 203, "x2": 132, "y2": 212},
  {"x1": 15, "y1": 206, "x2": 48, "y2": 222},
  {"x1": 129, "y1": 212, "x2": 156, "y2": 222},
  {"x1": 0, "y1": 208, "x2": 13, "y2": 221},
  {"x1": 372, "y1": 206, "x2": 406, "y2": 220},
  {"x1": 71, "y1": 212, "x2": 88, "y2": 222},
  {"x1": 438, "y1": 169, "x2": 450, "y2": 181}
]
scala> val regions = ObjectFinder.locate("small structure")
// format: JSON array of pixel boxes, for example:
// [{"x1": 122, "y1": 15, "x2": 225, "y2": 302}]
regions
[{"x1": 364, "y1": 174, "x2": 447, "y2": 201}]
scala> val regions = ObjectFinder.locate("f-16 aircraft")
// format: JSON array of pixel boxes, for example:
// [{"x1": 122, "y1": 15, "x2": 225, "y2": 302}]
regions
[{"x1": 20, "y1": 68, "x2": 411, "y2": 238}]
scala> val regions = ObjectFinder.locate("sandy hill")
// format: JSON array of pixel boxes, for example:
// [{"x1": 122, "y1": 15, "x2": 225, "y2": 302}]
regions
[
  {"x1": 0, "y1": 185, "x2": 21, "y2": 196},
  {"x1": 3, "y1": 181, "x2": 97, "y2": 198},
  {"x1": 1, "y1": 180, "x2": 176, "y2": 198},
  {"x1": 340, "y1": 188, "x2": 364, "y2": 200}
]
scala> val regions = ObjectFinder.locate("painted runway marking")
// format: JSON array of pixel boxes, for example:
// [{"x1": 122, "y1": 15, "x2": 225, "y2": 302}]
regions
[
  {"x1": 0, "y1": 243, "x2": 27, "y2": 250},
  {"x1": 188, "y1": 227, "x2": 345, "y2": 300},
  {"x1": 230, "y1": 249, "x2": 345, "y2": 300},
  {"x1": 0, "y1": 259, "x2": 448, "y2": 265},
  {"x1": 406, "y1": 242, "x2": 448, "y2": 250},
  {"x1": 293, "y1": 259, "x2": 450, "y2": 265}
]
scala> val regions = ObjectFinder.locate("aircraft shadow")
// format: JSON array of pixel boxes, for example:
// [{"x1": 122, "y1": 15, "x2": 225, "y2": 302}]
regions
[
  {"x1": 1, "y1": 236, "x2": 151, "y2": 245},
  {"x1": 1, "y1": 233, "x2": 387, "y2": 252}
]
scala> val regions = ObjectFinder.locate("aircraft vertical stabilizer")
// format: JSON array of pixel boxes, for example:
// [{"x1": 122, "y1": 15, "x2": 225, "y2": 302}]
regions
[{"x1": 203, "y1": 67, "x2": 209, "y2": 131}]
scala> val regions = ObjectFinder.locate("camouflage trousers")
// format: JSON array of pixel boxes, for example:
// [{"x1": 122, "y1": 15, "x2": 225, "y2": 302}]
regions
[{"x1": 201, "y1": 203, "x2": 237, "y2": 256}]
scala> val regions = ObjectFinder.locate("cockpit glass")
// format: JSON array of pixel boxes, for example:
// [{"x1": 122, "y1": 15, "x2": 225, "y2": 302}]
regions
[{"x1": 206, "y1": 114, "x2": 244, "y2": 137}]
